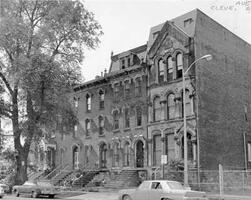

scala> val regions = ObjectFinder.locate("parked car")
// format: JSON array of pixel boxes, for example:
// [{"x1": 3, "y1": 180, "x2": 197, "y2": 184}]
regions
[
  {"x1": 13, "y1": 180, "x2": 56, "y2": 198},
  {"x1": 0, "y1": 183, "x2": 9, "y2": 193},
  {"x1": 118, "y1": 180, "x2": 208, "y2": 200},
  {"x1": 0, "y1": 185, "x2": 4, "y2": 198}
]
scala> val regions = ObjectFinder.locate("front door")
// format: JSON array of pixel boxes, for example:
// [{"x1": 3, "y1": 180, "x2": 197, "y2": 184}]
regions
[
  {"x1": 100, "y1": 143, "x2": 107, "y2": 168},
  {"x1": 136, "y1": 140, "x2": 144, "y2": 168}
]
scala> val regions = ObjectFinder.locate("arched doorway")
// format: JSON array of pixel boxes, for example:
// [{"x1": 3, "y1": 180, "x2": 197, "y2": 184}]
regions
[
  {"x1": 124, "y1": 142, "x2": 130, "y2": 167},
  {"x1": 99, "y1": 143, "x2": 107, "y2": 168},
  {"x1": 60, "y1": 148, "x2": 64, "y2": 166},
  {"x1": 153, "y1": 134, "x2": 162, "y2": 166},
  {"x1": 136, "y1": 140, "x2": 144, "y2": 168},
  {"x1": 113, "y1": 142, "x2": 119, "y2": 167},
  {"x1": 72, "y1": 145, "x2": 79, "y2": 170},
  {"x1": 181, "y1": 133, "x2": 193, "y2": 161}
]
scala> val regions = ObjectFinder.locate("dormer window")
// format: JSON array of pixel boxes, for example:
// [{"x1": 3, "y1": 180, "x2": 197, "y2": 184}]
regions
[
  {"x1": 127, "y1": 57, "x2": 131, "y2": 67},
  {"x1": 184, "y1": 18, "x2": 193, "y2": 27},
  {"x1": 121, "y1": 59, "x2": 125, "y2": 69}
]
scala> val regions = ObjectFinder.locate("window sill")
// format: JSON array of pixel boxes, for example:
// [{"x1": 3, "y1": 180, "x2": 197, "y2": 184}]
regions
[
  {"x1": 135, "y1": 126, "x2": 143, "y2": 130},
  {"x1": 123, "y1": 127, "x2": 131, "y2": 132},
  {"x1": 113, "y1": 129, "x2": 120, "y2": 133},
  {"x1": 99, "y1": 134, "x2": 105, "y2": 137}
]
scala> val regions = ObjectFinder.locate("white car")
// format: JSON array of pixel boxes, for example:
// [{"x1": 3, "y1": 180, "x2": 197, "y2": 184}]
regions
[
  {"x1": 0, "y1": 186, "x2": 4, "y2": 198},
  {"x1": 119, "y1": 180, "x2": 208, "y2": 200}
]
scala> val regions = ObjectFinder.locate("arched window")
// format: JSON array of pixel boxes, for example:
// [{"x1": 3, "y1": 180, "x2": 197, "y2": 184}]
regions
[
  {"x1": 86, "y1": 94, "x2": 91, "y2": 112},
  {"x1": 113, "y1": 143, "x2": 119, "y2": 167},
  {"x1": 153, "y1": 134, "x2": 162, "y2": 166},
  {"x1": 124, "y1": 107, "x2": 130, "y2": 128},
  {"x1": 124, "y1": 142, "x2": 130, "y2": 166},
  {"x1": 99, "y1": 116, "x2": 104, "y2": 135},
  {"x1": 85, "y1": 119, "x2": 91, "y2": 136},
  {"x1": 181, "y1": 133, "x2": 193, "y2": 161},
  {"x1": 164, "y1": 133, "x2": 175, "y2": 161},
  {"x1": 167, "y1": 94, "x2": 175, "y2": 120},
  {"x1": 158, "y1": 59, "x2": 165, "y2": 83},
  {"x1": 153, "y1": 96, "x2": 161, "y2": 121},
  {"x1": 124, "y1": 80, "x2": 130, "y2": 98},
  {"x1": 176, "y1": 53, "x2": 183, "y2": 79},
  {"x1": 167, "y1": 56, "x2": 173, "y2": 81},
  {"x1": 136, "y1": 106, "x2": 142, "y2": 127},
  {"x1": 113, "y1": 110, "x2": 119, "y2": 130},
  {"x1": 114, "y1": 83, "x2": 120, "y2": 98},
  {"x1": 181, "y1": 89, "x2": 192, "y2": 117},
  {"x1": 135, "y1": 77, "x2": 142, "y2": 96},
  {"x1": 99, "y1": 90, "x2": 105, "y2": 109}
]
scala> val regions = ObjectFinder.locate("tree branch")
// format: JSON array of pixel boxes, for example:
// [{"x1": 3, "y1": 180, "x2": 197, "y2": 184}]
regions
[{"x1": 0, "y1": 71, "x2": 13, "y2": 96}]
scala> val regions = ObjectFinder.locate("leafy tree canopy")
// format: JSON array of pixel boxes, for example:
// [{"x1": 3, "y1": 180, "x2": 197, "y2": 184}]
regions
[{"x1": 0, "y1": 0, "x2": 102, "y2": 184}]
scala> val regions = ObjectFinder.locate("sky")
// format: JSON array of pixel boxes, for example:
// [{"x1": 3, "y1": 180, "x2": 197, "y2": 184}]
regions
[{"x1": 81, "y1": 0, "x2": 251, "y2": 81}]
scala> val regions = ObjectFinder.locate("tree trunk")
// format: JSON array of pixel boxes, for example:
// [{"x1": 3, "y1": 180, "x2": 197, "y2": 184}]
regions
[{"x1": 15, "y1": 149, "x2": 28, "y2": 185}]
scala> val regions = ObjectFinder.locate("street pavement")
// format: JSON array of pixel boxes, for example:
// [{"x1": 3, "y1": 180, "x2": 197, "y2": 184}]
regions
[{"x1": 3, "y1": 191, "x2": 251, "y2": 200}]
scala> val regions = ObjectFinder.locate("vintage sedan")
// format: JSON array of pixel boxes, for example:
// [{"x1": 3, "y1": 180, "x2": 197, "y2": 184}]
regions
[
  {"x1": 13, "y1": 180, "x2": 56, "y2": 198},
  {"x1": 118, "y1": 180, "x2": 208, "y2": 200}
]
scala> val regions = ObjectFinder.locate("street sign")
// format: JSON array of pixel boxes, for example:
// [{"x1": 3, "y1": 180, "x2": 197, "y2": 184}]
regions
[{"x1": 161, "y1": 155, "x2": 167, "y2": 165}]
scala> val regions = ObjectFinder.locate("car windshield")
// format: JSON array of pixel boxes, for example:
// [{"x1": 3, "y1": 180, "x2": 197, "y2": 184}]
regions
[
  {"x1": 23, "y1": 181, "x2": 36, "y2": 186},
  {"x1": 166, "y1": 181, "x2": 185, "y2": 190},
  {"x1": 37, "y1": 182, "x2": 53, "y2": 187}
]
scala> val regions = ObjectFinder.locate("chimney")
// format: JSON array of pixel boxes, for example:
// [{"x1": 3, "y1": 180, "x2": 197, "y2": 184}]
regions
[
  {"x1": 101, "y1": 71, "x2": 103, "y2": 77},
  {"x1": 104, "y1": 68, "x2": 107, "y2": 76}
]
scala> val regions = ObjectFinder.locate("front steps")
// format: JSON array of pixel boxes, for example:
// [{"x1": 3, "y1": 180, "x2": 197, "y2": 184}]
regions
[{"x1": 104, "y1": 170, "x2": 141, "y2": 189}]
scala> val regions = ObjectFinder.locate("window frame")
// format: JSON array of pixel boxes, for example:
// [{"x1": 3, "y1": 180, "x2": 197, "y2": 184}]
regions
[
  {"x1": 167, "y1": 93, "x2": 175, "y2": 120},
  {"x1": 158, "y1": 59, "x2": 165, "y2": 83},
  {"x1": 176, "y1": 53, "x2": 183, "y2": 79},
  {"x1": 135, "y1": 77, "x2": 142, "y2": 97},
  {"x1": 113, "y1": 110, "x2": 119, "y2": 130},
  {"x1": 98, "y1": 116, "x2": 105, "y2": 135},
  {"x1": 167, "y1": 56, "x2": 173, "y2": 81},
  {"x1": 124, "y1": 107, "x2": 130, "y2": 128},
  {"x1": 86, "y1": 94, "x2": 91, "y2": 112},
  {"x1": 99, "y1": 90, "x2": 105, "y2": 110},
  {"x1": 85, "y1": 119, "x2": 91, "y2": 136},
  {"x1": 136, "y1": 106, "x2": 142, "y2": 127},
  {"x1": 153, "y1": 96, "x2": 161, "y2": 122}
]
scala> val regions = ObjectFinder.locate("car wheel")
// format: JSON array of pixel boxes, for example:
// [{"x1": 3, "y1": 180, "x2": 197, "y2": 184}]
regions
[
  {"x1": 31, "y1": 191, "x2": 38, "y2": 198},
  {"x1": 122, "y1": 195, "x2": 132, "y2": 200},
  {"x1": 14, "y1": 189, "x2": 19, "y2": 197},
  {"x1": 48, "y1": 194, "x2": 55, "y2": 198}
]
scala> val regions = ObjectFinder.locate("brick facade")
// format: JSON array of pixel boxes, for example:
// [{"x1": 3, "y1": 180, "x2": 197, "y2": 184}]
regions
[{"x1": 48, "y1": 9, "x2": 251, "y2": 173}]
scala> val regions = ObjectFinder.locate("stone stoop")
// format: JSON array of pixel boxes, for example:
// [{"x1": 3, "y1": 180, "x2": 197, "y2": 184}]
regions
[
  {"x1": 73, "y1": 170, "x2": 100, "y2": 187},
  {"x1": 51, "y1": 170, "x2": 73, "y2": 186},
  {"x1": 28, "y1": 171, "x2": 46, "y2": 180},
  {"x1": 104, "y1": 170, "x2": 140, "y2": 189}
]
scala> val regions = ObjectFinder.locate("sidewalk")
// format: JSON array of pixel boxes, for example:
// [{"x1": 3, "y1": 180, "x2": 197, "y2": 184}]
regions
[
  {"x1": 207, "y1": 193, "x2": 251, "y2": 200},
  {"x1": 65, "y1": 192, "x2": 118, "y2": 200}
]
